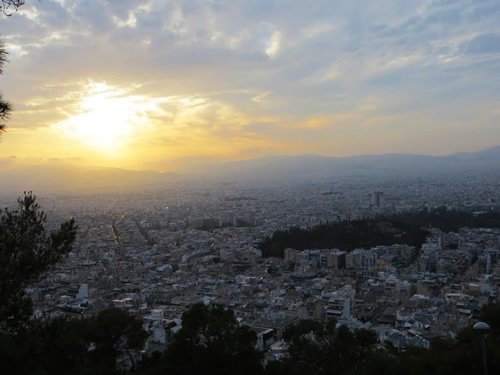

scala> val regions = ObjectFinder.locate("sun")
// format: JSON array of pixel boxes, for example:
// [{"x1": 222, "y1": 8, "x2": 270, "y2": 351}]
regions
[{"x1": 55, "y1": 83, "x2": 159, "y2": 154}]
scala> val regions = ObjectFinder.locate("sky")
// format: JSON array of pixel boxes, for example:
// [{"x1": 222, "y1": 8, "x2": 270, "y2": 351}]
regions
[{"x1": 0, "y1": 0, "x2": 499, "y2": 172}]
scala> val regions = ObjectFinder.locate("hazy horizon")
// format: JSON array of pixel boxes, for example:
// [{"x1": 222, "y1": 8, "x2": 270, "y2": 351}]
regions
[
  {"x1": 1, "y1": 143, "x2": 499, "y2": 172},
  {"x1": 1, "y1": 144, "x2": 499, "y2": 195}
]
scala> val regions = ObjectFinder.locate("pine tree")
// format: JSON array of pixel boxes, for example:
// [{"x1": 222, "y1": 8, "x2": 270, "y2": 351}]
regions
[{"x1": 0, "y1": 193, "x2": 77, "y2": 332}]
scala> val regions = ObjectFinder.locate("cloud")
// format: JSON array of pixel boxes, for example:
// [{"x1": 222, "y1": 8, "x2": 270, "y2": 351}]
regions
[
  {"x1": 0, "y1": 0, "x2": 499, "y2": 166},
  {"x1": 462, "y1": 33, "x2": 500, "y2": 55},
  {"x1": 251, "y1": 91, "x2": 269, "y2": 103},
  {"x1": 265, "y1": 30, "x2": 281, "y2": 58}
]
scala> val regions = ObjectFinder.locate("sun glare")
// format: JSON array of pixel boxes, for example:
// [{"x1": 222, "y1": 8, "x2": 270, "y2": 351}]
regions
[{"x1": 55, "y1": 83, "x2": 160, "y2": 154}]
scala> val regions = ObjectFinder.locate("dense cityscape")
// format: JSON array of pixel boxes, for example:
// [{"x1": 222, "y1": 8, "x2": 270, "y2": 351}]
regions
[{"x1": 2, "y1": 172, "x2": 498, "y2": 369}]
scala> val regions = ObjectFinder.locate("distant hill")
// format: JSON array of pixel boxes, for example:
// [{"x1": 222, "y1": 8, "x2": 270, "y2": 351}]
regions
[
  {"x1": 1, "y1": 146, "x2": 499, "y2": 193},
  {"x1": 182, "y1": 145, "x2": 500, "y2": 184}
]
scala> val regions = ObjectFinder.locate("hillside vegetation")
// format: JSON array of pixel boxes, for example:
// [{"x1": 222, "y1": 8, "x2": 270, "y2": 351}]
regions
[{"x1": 259, "y1": 208, "x2": 500, "y2": 258}]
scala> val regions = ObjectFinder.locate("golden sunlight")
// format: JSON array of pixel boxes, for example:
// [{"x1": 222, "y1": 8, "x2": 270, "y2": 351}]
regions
[{"x1": 54, "y1": 82, "x2": 161, "y2": 154}]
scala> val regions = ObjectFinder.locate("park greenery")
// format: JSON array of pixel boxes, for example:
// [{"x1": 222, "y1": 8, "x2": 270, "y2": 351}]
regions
[{"x1": 259, "y1": 207, "x2": 500, "y2": 258}]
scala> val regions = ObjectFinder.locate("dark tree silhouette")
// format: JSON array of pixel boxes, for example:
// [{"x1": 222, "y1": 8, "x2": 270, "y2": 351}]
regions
[
  {"x1": 1, "y1": 1, "x2": 25, "y2": 15},
  {"x1": 0, "y1": 192, "x2": 77, "y2": 332},
  {"x1": 279, "y1": 319, "x2": 378, "y2": 375},
  {"x1": 0, "y1": 0, "x2": 28, "y2": 132},
  {"x1": 163, "y1": 303, "x2": 263, "y2": 375},
  {"x1": 0, "y1": 40, "x2": 11, "y2": 133},
  {"x1": 0, "y1": 308, "x2": 148, "y2": 375}
]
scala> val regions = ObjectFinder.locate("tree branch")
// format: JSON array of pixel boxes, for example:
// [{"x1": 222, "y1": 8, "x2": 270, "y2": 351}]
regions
[{"x1": 1, "y1": 1, "x2": 26, "y2": 16}]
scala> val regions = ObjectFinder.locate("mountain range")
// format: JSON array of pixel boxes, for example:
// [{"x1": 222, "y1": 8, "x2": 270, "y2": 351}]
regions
[{"x1": 1, "y1": 146, "x2": 499, "y2": 194}]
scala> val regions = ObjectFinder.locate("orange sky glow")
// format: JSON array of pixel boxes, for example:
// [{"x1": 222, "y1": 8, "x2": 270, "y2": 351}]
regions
[{"x1": 1, "y1": 1, "x2": 499, "y2": 172}]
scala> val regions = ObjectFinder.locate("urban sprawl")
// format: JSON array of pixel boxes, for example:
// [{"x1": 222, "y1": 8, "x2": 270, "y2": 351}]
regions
[{"x1": 4, "y1": 173, "x2": 500, "y2": 367}]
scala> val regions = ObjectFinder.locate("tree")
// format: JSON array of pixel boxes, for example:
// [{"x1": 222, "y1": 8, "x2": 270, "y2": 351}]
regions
[
  {"x1": 162, "y1": 303, "x2": 263, "y2": 375},
  {"x1": 0, "y1": 308, "x2": 147, "y2": 375},
  {"x1": 0, "y1": 40, "x2": 11, "y2": 133},
  {"x1": 86, "y1": 308, "x2": 148, "y2": 373},
  {"x1": 279, "y1": 319, "x2": 378, "y2": 375},
  {"x1": 0, "y1": 192, "x2": 77, "y2": 332},
  {"x1": 1, "y1": 0, "x2": 29, "y2": 132},
  {"x1": 1, "y1": 1, "x2": 25, "y2": 15}
]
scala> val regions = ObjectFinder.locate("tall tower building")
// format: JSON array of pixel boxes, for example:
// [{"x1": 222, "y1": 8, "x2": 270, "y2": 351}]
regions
[{"x1": 371, "y1": 192, "x2": 384, "y2": 207}]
